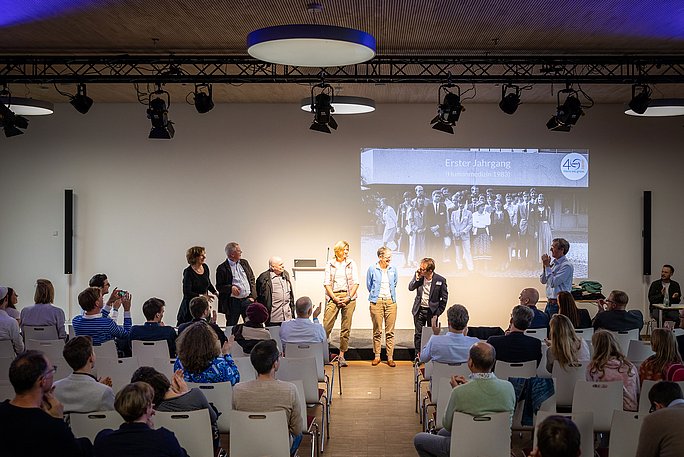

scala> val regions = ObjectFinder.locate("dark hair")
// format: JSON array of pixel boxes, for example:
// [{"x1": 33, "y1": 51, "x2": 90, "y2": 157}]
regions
[
  {"x1": 609, "y1": 290, "x2": 629, "y2": 307},
  {"x1": 189, "y1": 296, "x2": 209, "y2": 319},
  {"x1": 186, "y1": 246, "x2": 205, "y2": 265},
  {"x1": 63, "y1": 336, "x2": 93, "y2": 371},
  {"x1": 130, "y1": 366, "x2": 171, "y2": 407},
  {"x1": 142, "y1": 297, "x2": 165, "y2": 321},
  {"x1": 250, "y1": 339, "x2": 279, "y2": 375},
  {"x1": 649, "y1": 381, "x2": 684, "y2": 406},
  {"x1": 664, "y1": 264, "x2": 675, "y2": 274},
  {"x1": 469, "y1": 342, "x2": 496, "y2": 372},
  {"x1": 115, "y1": 382, "x2": 154, "y2": 422},
  {"x1": 34, "y1": 279, "x2": 55, "y2": 304},
  {"x1": 552, "y1": 238, "x2": 570, "y2": 255},
  {"x1": 176, "y1": 322, "x2": 220, "y2": 374},
  {"x1": 420, "y1": 258, "x2": 435, "y2": 273},
  {"x1": 447, "y1": 304, "x2": 469, "y2": 330},
  {"x1": 6, "y1": 287, "x2": 16, "y2": 309},
  {"x1": 558, "y1": 292, "x2": 581, "y2": 328},
  {"x1": 511, "y1": 305, "x2": 534, "y2": 331},
  {"x1": 9, "y1": 350, "x2": 48, "y2": 394},
  {"x1": 536, "y1": 415, "x2": 581, "y2": 457},
  {"x1": 78, "y1": 287, "x2": 101, "y2": 312},
  {"x1": 89, "y1": 273, "x2": 108, "y2": 288}
]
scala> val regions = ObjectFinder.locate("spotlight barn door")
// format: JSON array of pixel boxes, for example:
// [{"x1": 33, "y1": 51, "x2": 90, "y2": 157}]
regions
[
  {"x1": 65, "y1": 189, "x2": 73, "y2": 274},
  {"x1": 643, "y1": 191, "x2": 651, "y2": 276}
]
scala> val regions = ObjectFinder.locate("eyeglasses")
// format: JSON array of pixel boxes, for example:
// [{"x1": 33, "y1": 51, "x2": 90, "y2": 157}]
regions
[
  {"x1": 649, "y1": 403, "x2": 657, "y2": 413},
  {"x1": 43, "y1": 365, "x2": 58, "y2": 377}
]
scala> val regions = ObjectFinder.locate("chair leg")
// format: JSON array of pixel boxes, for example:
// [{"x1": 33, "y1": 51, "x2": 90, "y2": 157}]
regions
[{"x1": 337, "y1": 359, "x2": 342, "y2": 395}]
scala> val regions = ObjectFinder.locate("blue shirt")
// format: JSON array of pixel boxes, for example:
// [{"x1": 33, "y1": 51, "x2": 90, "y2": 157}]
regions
[
  {"x1": 366, "y1": 263, "x2": 398, "y2": 303},
  {"x1": 539, "y1": 255, "x2": 573, "y2": 299},
  {"x1": 72, "y1": 306, "x2": 131, "y2": 345},
  {"x1": 420, "y1": 332, "x2": 480, "y2": 364},
  {"x1": 174, "y1": 354, "x2": 240, "y2": 385},
  {"x1": 129, "y1": 322, "x2": 178, "y2": 357}
]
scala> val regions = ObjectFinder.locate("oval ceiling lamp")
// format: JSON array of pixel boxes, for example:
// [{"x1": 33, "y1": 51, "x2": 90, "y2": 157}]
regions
[
  {"x1": 0, "y1": 96, "x2": 54, "y2": 115},
  {"x1": 247, "y1": 24, "x2": 376, "y2": 67},
  {"x1": 300, "y1": 95, "x2": 375, "y2": 114},
  {"x1": 624, "y1": 98, "x2": 684, "y2": 117}
]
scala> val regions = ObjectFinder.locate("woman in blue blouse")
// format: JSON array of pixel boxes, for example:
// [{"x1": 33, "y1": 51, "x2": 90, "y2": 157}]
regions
[{"x1": 174, "y1": 322, "x2": 240, "y2": 385}]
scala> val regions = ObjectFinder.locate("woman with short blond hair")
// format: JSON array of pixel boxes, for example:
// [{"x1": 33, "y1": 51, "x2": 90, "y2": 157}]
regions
[{"x1": 19, "y1": 278, "x2": 66, "y2": 339}]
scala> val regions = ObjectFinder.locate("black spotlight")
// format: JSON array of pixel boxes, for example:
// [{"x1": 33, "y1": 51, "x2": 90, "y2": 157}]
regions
[
  {"x1": 499, "y1": 84, "x2": 521, "y2": 115},
  {"x1": 193, "y1": 84, "x2": 214, "y2": 114},
  {"x1": 546, "y1": 89, "x2": 584, "y2": 132},
  {"x1": 147, "y1": 89, "x2": 175, "y2": 139},
  {"x1": 628, "y1": 84, "x2": 651, "y2": 115},
  {"x1": 309, "y1": 84, "x2": 337, "y2": 134},
  {"x1": 430, "y1": 85, "x2": 464, "y2": 134},
  {"x1": 70, "y1": 83, "x2": 94, "y2": 114},
  {"x1": 0, "y1": 99, "x2": 29, "y2": 137}
]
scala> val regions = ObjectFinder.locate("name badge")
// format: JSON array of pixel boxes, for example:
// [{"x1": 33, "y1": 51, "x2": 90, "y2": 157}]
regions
[{"x1": 435, "y1": 281, "x2": 442, "y2": 286}]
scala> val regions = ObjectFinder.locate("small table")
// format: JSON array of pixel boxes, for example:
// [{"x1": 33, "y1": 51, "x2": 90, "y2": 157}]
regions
[{"x1": 651, "y1": 303, "x2": 684, "y2": 327}]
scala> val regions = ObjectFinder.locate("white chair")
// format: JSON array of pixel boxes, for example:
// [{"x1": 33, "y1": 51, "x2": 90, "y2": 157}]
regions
[
  {"x1": 672, "y1": 328, "x2": 684, "y2": 337},
  {"x1": 0, "y1": 340, "x2": 15, "y2": 358},
  {"x1": 0, "y1": 380, "x2": 14, "y2": 401},
  {"x1": 93, "y1": 340, "x2": 118, "y2": 359},
  {"x1": 423, "y1": 362, "x2": 470, "y2": 426},
  {"x1": 154, "y1": 409, "x2": 214, "y2": 457},
  {"x1": 535, "y1": 411, "x2": 594, "y2": 457},
  {"x1": 415, "y1": 326, "x2": 446, "y2": 397},
  {"x1": 267, "y1": 326, "x2": 283, "y2": 351},
  {"x1": 638, "y1": 379, "x2": 684, "y2": 414},
  {"x1": 284, "y1": 341, "x2": 335, "y2": 401},
  {"x1": 215, "y1": 313, "x2": 227, "y2": 328},
  {"x1": 25, "y1": 339, "x2": 65, "y2": 361},
  {"x1": 450, "y1": 411, "x2": 511, "y2": 457},
  {"x1": 70, "y1": 410, "x2": 124, "y2": 442},
  {"x1": 68, "y1": 323, "x2": 75, "y2": 339},
  {"x1": 551, "y1": 361, "x2": 587, "y2": 407},
  {"x1": 52, "y1": 357, "x2": 71, "y2": 381},
  {"x1": 611, "y1": 329, "x2": 640, "y2": 354},
  {"x1": 427, "y1": 376, "x2": 453, "y2": 431},
  {"x1": 292, "y1": 379, "x2": 320, "y2": 457},
  {"x1": 230, "y1": 342, "x2": 247, "y2": 357},
  {"x1": 153, "y1": 357, "x2": 175, "y2": 380},
  {"x1": 627, "y1": 339, "x2": 655, "y2": 363},
  {"x1": 0, "y1": 357, "x2": 13, "y2": 381},
  {"x1": 96, "y1": 357, "x2": 140, "y2": 392},
  {"x1": 187, "y1": 381, "x2": 233, "y2": 433},
  {"x1": 494, "y1": 360, "x2": 537, "y2": 380},
  {"x1": 608, "y1": 410, "x2": 644, "y2": 457},
  {"x1": 524, "y1": 328, "x2": 547, "y2": 341},
  {"x1": 536, "y1": 345, "x2": 552, "y2": 378},
  {"x1": 572, "y1": 380, "x2": 623, "y2": 432},
  {"x1": 230, "y1": 410, "x2": 290, "y2": 457},
  {"x1": 131, "y1": 340, "x2": 171, "y2": 366},
  {"x1": 574, "y1": 327, "x2": 594, "y2": 341},
  {"x1": 23, "y1": 325, "x2": 60, "y2": 341},
  {"x1": 233, "y1": 356, "x2": 256, "y2": 382}
]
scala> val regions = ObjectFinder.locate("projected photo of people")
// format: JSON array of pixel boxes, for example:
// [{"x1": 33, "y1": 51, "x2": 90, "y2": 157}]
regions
[{"x1": 360, "y1": 148, "x2": 589, "y2": 279}]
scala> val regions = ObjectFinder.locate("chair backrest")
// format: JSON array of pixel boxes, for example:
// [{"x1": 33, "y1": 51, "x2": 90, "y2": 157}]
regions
[
  {"x1": 68, "y1": 323, "x2": 75, "y2": 340},
  {"x1": 70, "y1": 410, "x2": 124, "y2": 442},
  {"x1": 551, "y1": 361, "x2": 587, "y2": 406},
  {"x1": 25, "y1": 339, "x2": 65, "y2": 361},
  {"x1": 421, "y1": 326, "x2": 446, "y2": 352},
  {"x1": 638, "y1": 379, "x2": 684, "y2": 414},
  {"x1": 267, "y1": 326, "x2": 283, "y2": 352},
  {"x1": 284, "y1": 342, "x2": 326, "y2": 381},
  {"x1": 276, "y1": 356, "x2": 320, "y2": 404},
  {"x1": 524, "y1": 328, "x2": 547, "y2": 341},
  {"x1": 52, "y1": 357, "x2": 72, "y2": 381},
  {"x1": 291, "y1": 380, "x2": 310, "y2": 431},
  {"x1": 611, "y1": 329, "x2": 640, "y2": 354},
  {"x1": 434, "y1": 377, "x2": 453, "y2": 430},
  {"x1": 230, "y1": 341, "x2": 247, "y2": 357},
  {"x1": 216, "y1": 313, "x2": 227, "y2": 328},
  {"x1": 574, "y1": 327, "x2": 594, "y2": 341},
  {"x1": 571, "y1": 380, "x2": 623, "y2": 432},
  {"x1": 95, "y1": 357, "x2": 140, "y2": 392},
  {"x1": 0, "y1": 340, "x2": 15, "y2": 358},
  {"x1": 131, "y1": 340, "x2": 171, "y2": 366},
  {"x1": 152, "y1": 357, "x2": 175, "y2": 380},
  {"x1": 154, "y1": 409, "x2": 214, "y2": 457},
  {"x1": 494, "y1": 360, "x2": 537, "y2": 380},
  {"x1": 627, "y1": 339, "x2": 654, "y2": 363},
  {"x1": 233, "y1": 356, "x2": 256, "y2": 382},
  {"x1": 187, "y1": 381, "x2": 233, "y2": 433},
  {"x1": 450, "y1": 412, "x2": 511, "y2": 457},
  {"x1": 431, "y1": 362, "x2": 470, "y2": 405},
  {"x1": 0, "y1": 380, "x2": 14, "y2": 401},
  {"x1": 93, "y1": 340, "x2": 118, "y2": 359},
  {"x1": 608, "y1": 410, "x2": 644, "y2": 457},
  {"x1": 23, "y1": 325, "x2": 60, "y2": 341},
  {"x1": 230, "y1": 409, "x2": 290, "y2": 457},
  {"x1": 0, "y1": 357, "x2": 13, "y2": 381},
  {"x1": 535, "y1": 411, "x2": 594, "y2": 457}
]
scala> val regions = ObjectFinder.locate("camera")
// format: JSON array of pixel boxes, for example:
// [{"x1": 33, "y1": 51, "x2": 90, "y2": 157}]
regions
[{"x1": 117, "y1": 290, "x2": 128, "y2": 297}]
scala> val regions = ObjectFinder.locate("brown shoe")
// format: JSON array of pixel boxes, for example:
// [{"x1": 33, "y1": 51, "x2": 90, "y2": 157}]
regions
[
  {"x1": 372, "y1": 357, "x2": 381, "y2": 366},
  {"x1": 387, "y1": 360, "x2": 396, "y2": 367}
]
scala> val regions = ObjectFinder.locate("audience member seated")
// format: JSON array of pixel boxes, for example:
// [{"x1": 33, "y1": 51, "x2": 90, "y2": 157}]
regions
[
  {"x1": 0, "y1": 350, "x2": 93, "y2": 457},
  {"x1": 636, "y1": 381, "x2": 684, "y2": 457},
  {"x1": 0, "y1": 286, "x2": 24, "y2": 354},
  {"x1": 176, "y1": 296, "x2": 227, "y2": 346},
  {"x1": 280, "y1": 296, "x2": 326, "y2": 344},
  {"x1": 519, "y1": 287, "x2": 549, "y2": 329},
  {"x1": 19, "y1": 279, "x2": 67, "y2": 339},
  {"x1": 587, "y1": 330, "x2": 639, "y2": 411},
  {"x1": 545, "y1": 314, "x2": 590, "y2": 374},
  {"x1": 174, "y1": 321, "x2": 240, "y2": 385},
  {"x1": 89, "y1": 273, "x2": 123, "y2": 321},
  {"x1": 639, "y1": 328, "x2": 683, "y2": 386},
  {"x1": 233, "y1": 339, "x2": 303, "y2": 456},
  {"x1": 558, "y1": 291, "x2": 592, "y2": 329},
  {"x1": 420, "y1": 304, "x2": 479, "y2": 364},
  {"x1": 131, "y1": 366, "x2": 219, "y2": 452},
  {"x1": 592, "y1": 289, "x2": 644, "y2": 332},
  {"x1": 53, "y1": 336, "x2": 115, "y2": 413},
  {"x1": 4, "y1": 287, "x2": 20, "y2": 323},
  {"x1": 413, "y1": 342, "x2": 516, "y2": 457},
  {"x1": 94, "y1": 382, "x2": 188, "y2": 457},
  {"x1": 129, "y1": 297, "x2": 177, "y2": 357},
  {"x1": 231, "y1": 301, "x2": 271, "y2": 354},
  {"x1": 529, "y1": 415, "x2": 581, "y2": 457},
  {"x1": 72, "y1": 287, "x2": 132, "y2": 354},
  {"x1": 487, "y1": 305, "x2": 542, "y2": 365}
]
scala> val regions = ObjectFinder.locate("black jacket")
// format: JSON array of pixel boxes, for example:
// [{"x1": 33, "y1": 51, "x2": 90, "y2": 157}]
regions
[
  {"x1": 409, "y1": 273, "x2": 448, "y2": 316},
  {"x1": 256, "y1": 269, "x2": 295, "y2": 324},
  {"x1": 216, "y1": 259, "x2": 256, "y2": 315}
]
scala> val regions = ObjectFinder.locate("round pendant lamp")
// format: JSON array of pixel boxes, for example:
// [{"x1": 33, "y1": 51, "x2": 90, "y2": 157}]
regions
[
  {"x1": 300, "y1": 95, "x2": 375, "y2": 114},
  {"x1": 624, "y1": 99, "x2": 684, "y2": 117}
]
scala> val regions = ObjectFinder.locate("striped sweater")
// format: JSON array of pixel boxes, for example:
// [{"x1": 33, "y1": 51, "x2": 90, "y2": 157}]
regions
[{"x1": 72, "y1": 306, "x2": 131, "y2": 345}]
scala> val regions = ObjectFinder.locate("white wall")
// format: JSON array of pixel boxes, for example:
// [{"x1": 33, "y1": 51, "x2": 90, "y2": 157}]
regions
[{"x1": 1, "y1": 101, "x2": 682, "y2": 330}]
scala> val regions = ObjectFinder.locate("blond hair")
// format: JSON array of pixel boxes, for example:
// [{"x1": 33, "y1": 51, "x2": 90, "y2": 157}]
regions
[
  {"x1": 589, "y1": 330, "x2": 635, "y2": 379},
  {"x1": 648, "y1": 328, "x2": 683, "y2": 375},
  {"x1": 549, "y1": 314, "x2": 582, "y2": 369},
  {"x1": 333, "y1": 240, "x2": 349, "y2": 260}
]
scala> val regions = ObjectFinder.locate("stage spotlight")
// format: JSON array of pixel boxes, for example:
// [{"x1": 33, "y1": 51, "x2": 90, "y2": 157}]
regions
[
  {"x1": 546, "y1": 89, "x2": 584, "y2": 132},
  {"x1": 0, "y1": 102, "x2": 29, "y2": 137},
  {"x1": 308, "y1": 84, "x2": 338, "y2": 133},
  {"x1": 430, "y1": 85, "x2": 464, "y2": 134},
  {"x1": 628, "y1": 84, "x2": 651, "y2": 115},
  {"x1": 70, "y1": 83, "x2": 94, "y2": 114},
  {"x1": 147, "y1": 89, "x2": 175, "y2": 139},
  {"x1": 499, "y1": 84, "x2": 521, "y2": 115},
  {"x1": 193, "y1": 84, "x2": 214, "y2": 114}
]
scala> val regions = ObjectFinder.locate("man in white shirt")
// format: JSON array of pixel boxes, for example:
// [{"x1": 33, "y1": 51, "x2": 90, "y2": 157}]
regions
[
  {"x1": 217, "y1": 242, "x2": 256, "y2": 326},
  {"x1": 280, "y1": 297, "x2": 326, "y2": 344}
]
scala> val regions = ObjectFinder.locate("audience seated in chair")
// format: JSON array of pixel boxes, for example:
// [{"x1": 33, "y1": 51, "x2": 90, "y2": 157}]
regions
[
  {"x1": 129, "y1": 297, "x2": 178, "y2": 357},
  {"x1": 592, "y1": 289, "x2": 644, "y2": 332},
  {"x1": 176, "y1": 296, "x2": 227, "y2": 345},
  {"x1": 18, "y1": 279, "x2": 67, "y2": 339},
  {"x1": 231, "y1": 302, "x2": 271, "y2": 354},
  {"x1": 546, "y1": 314, "x2": 590, "y2": 373},
  {"x1": 419, "y1": 304, "x2": 479, "y2": 364},
  {"x1": 0, "y1": 286, "x2": 24, "y2": 355},
  {"x1": 487, "y1": 304, "x2": 542, "y2": 365},
  {"x1": 72, "y1": 287, "x2": 132, "y2": 355},
  {"x1": 94, "y1": 382, "x2": 188, "y2": 457},
  {"x1": 530, "y1": 415, "x2": 581, "y2": 457},
  {"x1": 0, "y1": 350, "x2": 93, "y2": 457},
  {"x1": 53, "y1": 335, "x2": 115, "y2": 413},
  {"x1": 636, "y1": 381, "x2": 684, "y2": 457},
  {"x1": 639, "y1": 328, "x2": 682, "y2": 386},
  {"x1": 174, "y1": 321, "x2": 240, "y2": 385},
  {"x1": 280, "y1": 296, "x2": 326, "y2": 345},
  {"x1": 558, "y1": 291, "x2": 592, "y2": 329},
  {"x1": 587, "y1": 330, "x2": 640, "y2": 411},
  {"x1": 519, "y1": 287, "x2": 549, "y2": 329},
  {"x1": 232, "y1": 339, "x2": 303, "y2": 457}
]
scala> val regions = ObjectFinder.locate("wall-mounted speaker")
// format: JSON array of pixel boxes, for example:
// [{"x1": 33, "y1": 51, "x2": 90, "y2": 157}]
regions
[
  {"x1": 65, "y1": 189, "x2": 73, "y2": 274},
  {"x1": 643, "y1": 190, "x2": 651, "y2": 276}
]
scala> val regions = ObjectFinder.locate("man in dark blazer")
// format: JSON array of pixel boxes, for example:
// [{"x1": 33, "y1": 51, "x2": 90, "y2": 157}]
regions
[
  {"x1": 216, "y1": 242, "x2": 256, "y2": 325},
  {"x1": 409, "y1": 257, "x2": 448, "y2": 353},
  {"x1": 487, "y1": 305, "x2": 542, "y2": 366},
  {"x1": 648, "y1": 264, "x2": 681, "y2": 324},
  {"x1": 256, "y1": 256, "x2": 295, "y2": 325}
]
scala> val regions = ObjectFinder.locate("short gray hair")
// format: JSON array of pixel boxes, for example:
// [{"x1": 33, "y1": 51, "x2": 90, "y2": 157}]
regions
[
  {"x1": 447, "y1": 304, "x2": 469, "y2": 331},
  {"x1": 511, "y1": 305, "x2": 534, "y2": 330},
  {"x1": 225, "y1": 242, "x2": 239, "y2": 257},
  {"x1": 553, "y1": 238, "x2": 570, "y2": 255},
  {"x1": 295, "y1": 296, "x2": 313, "y2": 316}
]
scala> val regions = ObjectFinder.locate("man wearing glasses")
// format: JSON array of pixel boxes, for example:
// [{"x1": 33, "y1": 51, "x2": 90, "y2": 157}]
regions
[
  {"x1": 0, "y1": 350, "x2": 93, "y2": 456},
  {"x1": 592, "y1": 290, "x2": 644, "y2": 332},
  {"x1": 636, "y1": 381, "x2": 684, "y2": 457},
  {"x1": 409, "y1": 257, "x2": 448, "y2": 355}
]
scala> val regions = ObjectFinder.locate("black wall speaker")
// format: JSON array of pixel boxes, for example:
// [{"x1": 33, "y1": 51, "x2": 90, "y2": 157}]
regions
[
  {"x1": 643, "y1": 190, "x2": 651, "y2": 276},
  {"x1": 65, "y1": 189, "x2": 73, "y2": 274}
]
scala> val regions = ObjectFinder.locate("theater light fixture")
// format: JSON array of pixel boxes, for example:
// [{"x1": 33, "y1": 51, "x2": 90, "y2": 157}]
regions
[
  {"x1": 546, "y1": 87, "x2": 585, "y2": 132},
  {"x1": 0, "y1": 87, "x2": 53, "y2": 116},
  {"x1": 430, "y1": 84, "x2": 464, "y2": 134},
  {"x1": 299, "y1": 95, "x2": 375, "y2": 114},
  {"x1": 499, "y1": 84, "x2": 521, "y2": 115},
  {"x1": 625, "y1": 84, "x2": 651, "y2": 115},
  {"x1": 147, "y1": 86, "x2": 175, "y2": 139},
  {"x1": 193, "y1": 84, "x2": 214, "y2": 114},
  {"x1": 625, "y1": 98, "x2": 684, "y2": 117},
  {"x1": 307, "y1": 83, "x2": 338, "y2": 133},
  {"x1": 70, "y1": 83, "x2": 94, "y2": 114},
  {"x1": 0, "y1": 101, "x2": 29, "y2": 137}
]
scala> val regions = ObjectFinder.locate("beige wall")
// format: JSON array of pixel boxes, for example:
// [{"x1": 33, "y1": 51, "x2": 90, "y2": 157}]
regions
[{"x1": 1, "y1": 102, "x2": 682, "y2": 329}]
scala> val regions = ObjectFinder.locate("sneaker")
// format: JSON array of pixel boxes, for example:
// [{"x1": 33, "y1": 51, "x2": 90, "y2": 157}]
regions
[{"x1": 338, "y1": 356, "x2": 348, "y2": 367}]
